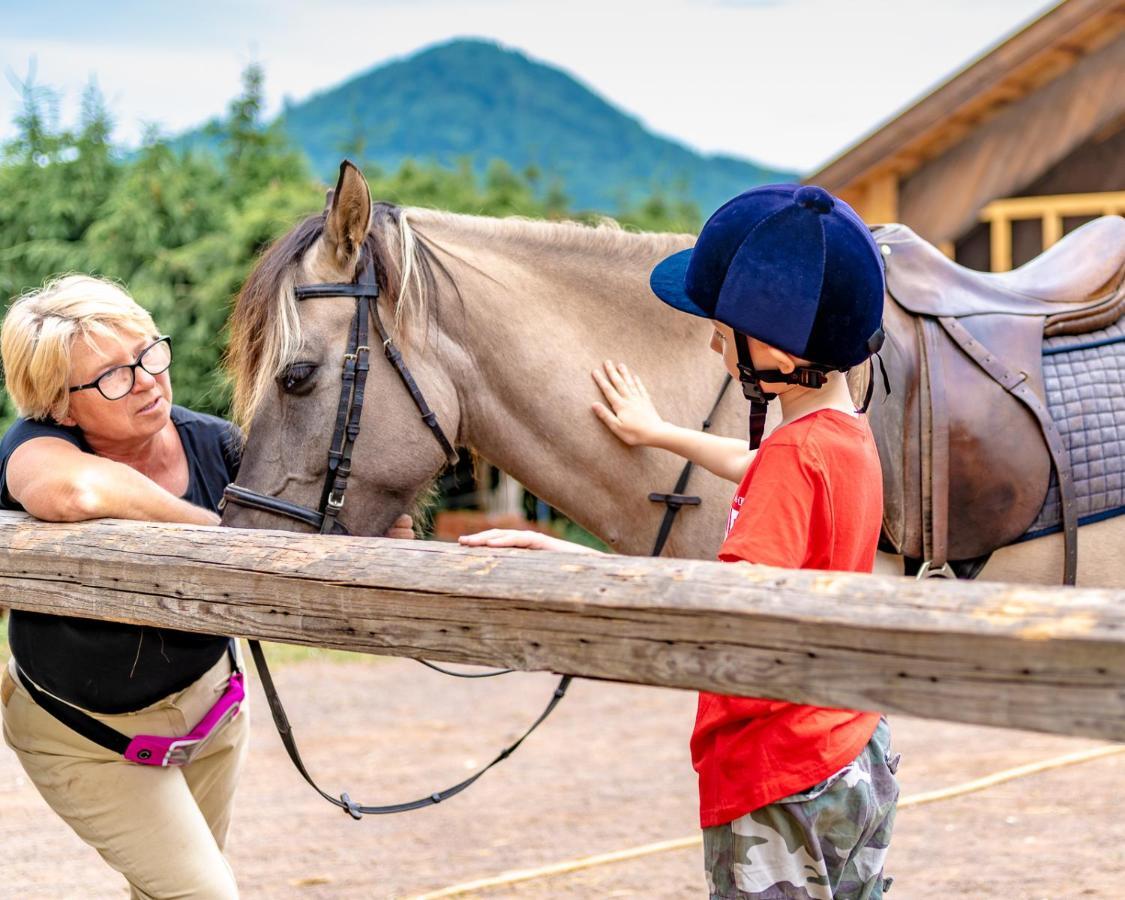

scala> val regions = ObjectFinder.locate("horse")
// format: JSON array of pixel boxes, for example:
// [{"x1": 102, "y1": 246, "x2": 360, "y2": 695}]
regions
[{"x1": 221, "y1": 162, "x2": 1124, "y2": 587}]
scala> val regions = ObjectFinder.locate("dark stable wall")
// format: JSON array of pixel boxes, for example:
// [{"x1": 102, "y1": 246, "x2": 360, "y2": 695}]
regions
[{"x1": 955, "y1": 123, "x2": 1125, "y2": 272}]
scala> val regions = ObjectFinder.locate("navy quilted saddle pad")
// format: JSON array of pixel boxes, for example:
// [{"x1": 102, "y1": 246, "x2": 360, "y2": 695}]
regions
[{"x1": 1024, "y1": 318, "x2": 1125, "y2": 539}]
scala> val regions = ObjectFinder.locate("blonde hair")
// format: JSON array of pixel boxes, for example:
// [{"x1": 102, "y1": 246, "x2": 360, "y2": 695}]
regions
[{"x1": 1, "y1": 274, "x2": 158, "y2": 421}]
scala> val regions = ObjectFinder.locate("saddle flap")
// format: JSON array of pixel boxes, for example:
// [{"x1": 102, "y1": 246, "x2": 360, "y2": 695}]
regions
[{"x1": 872, "y1": 299, "x2": 1053, "y2": 562}]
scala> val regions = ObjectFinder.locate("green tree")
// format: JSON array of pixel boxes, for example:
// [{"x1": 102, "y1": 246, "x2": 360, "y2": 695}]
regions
[
  {"x1": 216, "y1": 62, "x2": 307, "y2": 198},
  {"x1": 0, "y1": 60, "x2": 700, "y2": 435}
]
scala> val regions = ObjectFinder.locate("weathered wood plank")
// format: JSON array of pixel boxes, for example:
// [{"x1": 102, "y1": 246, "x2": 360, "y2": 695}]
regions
[{"x1": 1, "y1": 510, "x2": 1124, "y2": 741}]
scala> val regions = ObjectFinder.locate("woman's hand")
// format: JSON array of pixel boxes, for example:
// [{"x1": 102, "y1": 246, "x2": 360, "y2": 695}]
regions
[
  {"x1": 459, "y1": 529, "x2": 601, "y2": 554},
  {"x1": 591, "y1": 361, "x2": 668, "y2": 447},
  {"x1": 384, "y1": 514, "x2": 415, "y2": 540}
]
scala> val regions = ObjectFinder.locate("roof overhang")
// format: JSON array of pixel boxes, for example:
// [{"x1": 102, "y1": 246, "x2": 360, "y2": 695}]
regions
[{"x1": 808, "y1": 0, "x2": 1125, "y2": 193}]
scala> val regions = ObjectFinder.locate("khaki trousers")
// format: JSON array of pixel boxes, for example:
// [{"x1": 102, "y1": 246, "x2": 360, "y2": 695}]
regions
[{"x1": 2, "y1": 649, "x2": 249, "y2": 899}]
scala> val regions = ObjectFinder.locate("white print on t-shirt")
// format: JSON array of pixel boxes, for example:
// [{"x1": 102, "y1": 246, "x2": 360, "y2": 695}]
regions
[{"x1": 726, "y1": 493, "x2": 745, "y2": 538}]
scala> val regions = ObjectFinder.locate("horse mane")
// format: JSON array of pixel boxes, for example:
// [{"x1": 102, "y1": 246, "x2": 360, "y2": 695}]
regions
[
  {"x1": 407, "y1": 207, "x2": 692, "y2": 264},
  {"x1": 226, "y1": 203, "x2": 690, "y2": 429}
]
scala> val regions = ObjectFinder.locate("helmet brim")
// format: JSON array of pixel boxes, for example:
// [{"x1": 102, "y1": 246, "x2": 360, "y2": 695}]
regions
[{"x1": 649, "y1": 248, "x2": 712, "y2": 319}]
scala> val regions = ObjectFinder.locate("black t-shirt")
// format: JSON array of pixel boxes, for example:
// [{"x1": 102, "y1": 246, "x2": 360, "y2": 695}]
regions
[{"x1": 0, "y1": 405, "x2": 242, "y2": 713}]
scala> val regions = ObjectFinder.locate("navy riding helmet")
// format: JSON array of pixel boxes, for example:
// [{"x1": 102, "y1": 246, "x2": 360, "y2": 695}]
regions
[{"x1": 649, "y1": 183, "x2": 886, "y2": 447}]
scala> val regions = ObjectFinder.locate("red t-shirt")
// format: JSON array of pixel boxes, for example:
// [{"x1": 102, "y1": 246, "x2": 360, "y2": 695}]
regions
[{"x1": 692, "y1": 408, "x2": 884, "y2": 828}]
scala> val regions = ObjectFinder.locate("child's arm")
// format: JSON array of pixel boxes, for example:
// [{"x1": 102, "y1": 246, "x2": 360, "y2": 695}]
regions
[
  {"x1": 459, "y1": 529, "x2": 602, "y2": 553},
  {"x1": 592, "y1": 361, "x2": 753, "y2": 484}
]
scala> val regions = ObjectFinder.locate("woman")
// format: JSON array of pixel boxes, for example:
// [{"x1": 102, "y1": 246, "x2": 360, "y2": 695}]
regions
[
  {"x1": 0, "y1": 274, "x2": 409, "y2": 898},
  {"x1": 0, "y1": 273, "x2": 250, "y2": 898}
]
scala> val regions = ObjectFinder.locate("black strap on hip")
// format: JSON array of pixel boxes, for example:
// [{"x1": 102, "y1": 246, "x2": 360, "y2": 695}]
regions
[
  {"x1": 15, "y1": 665, "x2": 131, "y2": 755},
  {"x1": 248, "y1": 640, "x2": 570, "y2": 819}
]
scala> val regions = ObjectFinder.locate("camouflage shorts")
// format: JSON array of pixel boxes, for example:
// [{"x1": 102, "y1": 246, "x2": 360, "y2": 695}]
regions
[{"x1": 703, "y1": 718, "x2": 900, "y2": 900}]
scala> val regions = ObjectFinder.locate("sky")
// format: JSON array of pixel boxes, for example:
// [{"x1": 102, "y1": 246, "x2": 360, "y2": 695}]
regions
[{"x1": 0, "y1": 0, "x2": 1057, "y2": 173}]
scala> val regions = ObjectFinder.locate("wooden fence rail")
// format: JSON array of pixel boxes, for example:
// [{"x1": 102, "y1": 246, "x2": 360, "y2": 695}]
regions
[{"x1": 1, "y1": 510, "x2": 1123, "y2": 741}]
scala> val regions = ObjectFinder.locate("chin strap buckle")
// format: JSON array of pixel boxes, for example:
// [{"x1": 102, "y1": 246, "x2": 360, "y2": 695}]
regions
[{"x1": 794, "y1": 367, "x2": 829, "y2": 388}]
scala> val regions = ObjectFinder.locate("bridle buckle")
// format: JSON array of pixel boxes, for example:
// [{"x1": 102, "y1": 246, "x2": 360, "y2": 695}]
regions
[{"x1": 326, "y1": 492, "x2": 345, "y2": 511}]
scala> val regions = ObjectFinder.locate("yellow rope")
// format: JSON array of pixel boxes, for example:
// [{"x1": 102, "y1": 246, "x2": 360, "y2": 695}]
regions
[
  {"x1": 409, "y1": 743, "x2": 1125, "y2": 899},
  {"x1": 892, "y1": 744, "x2": 1125, "y2": 808}
]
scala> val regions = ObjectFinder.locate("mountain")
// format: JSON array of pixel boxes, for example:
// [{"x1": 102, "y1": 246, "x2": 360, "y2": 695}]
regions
[{"x1": 276, "y1": 39, "x2": 796, "y2": 214}]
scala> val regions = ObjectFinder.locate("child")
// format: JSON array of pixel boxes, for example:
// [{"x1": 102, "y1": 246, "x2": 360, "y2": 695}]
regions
[{"x1": 462, "y1": 184, "x2": 898, "y2": 899}]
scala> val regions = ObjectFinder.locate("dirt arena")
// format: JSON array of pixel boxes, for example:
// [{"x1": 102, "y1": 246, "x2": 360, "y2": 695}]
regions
[{"x1": 2, "y1": 652, "x2": 1122, "y2": 899}]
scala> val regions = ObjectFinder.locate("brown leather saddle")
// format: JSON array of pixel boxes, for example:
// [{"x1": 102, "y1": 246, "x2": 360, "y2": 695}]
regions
[{"x1": 869, "y1": 215, "x2": 1125, "y2": 584}]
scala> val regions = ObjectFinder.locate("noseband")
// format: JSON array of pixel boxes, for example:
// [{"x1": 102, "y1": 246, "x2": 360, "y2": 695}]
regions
[{"x1": 221, "y1": 252, "x2": 459, "y2": 534}]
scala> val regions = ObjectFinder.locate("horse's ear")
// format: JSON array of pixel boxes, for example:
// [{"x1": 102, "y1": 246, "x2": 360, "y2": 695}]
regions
[{"x1": 324, "y1": 160, "x2": 371, "y2": 270}]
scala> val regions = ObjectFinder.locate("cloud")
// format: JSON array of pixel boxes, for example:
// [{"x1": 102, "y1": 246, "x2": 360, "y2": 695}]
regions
[{"x1": 0, "y1": 0, "x2": 1055, "y2": 172}]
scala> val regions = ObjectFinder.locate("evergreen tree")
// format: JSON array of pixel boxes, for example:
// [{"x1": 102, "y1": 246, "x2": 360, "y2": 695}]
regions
[{"x1": 0, "y1": 61, "x2": 700, "y2": 433}]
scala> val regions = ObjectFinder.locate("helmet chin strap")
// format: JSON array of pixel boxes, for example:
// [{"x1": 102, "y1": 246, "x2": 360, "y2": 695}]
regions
[{"x1": 733, "y1": 332, "x2": 834, "y2": 450}]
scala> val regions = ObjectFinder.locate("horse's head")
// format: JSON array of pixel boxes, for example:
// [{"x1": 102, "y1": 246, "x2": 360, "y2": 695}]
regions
[{"x1": 221, "y1": 161, "x2": 462, "y2": 536}]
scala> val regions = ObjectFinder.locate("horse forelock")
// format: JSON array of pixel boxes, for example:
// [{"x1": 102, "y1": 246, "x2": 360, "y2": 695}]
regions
[
  {"x1": 226, "y1": 213, "x2": 320, "y2": 430},
  {"x1": 226, "y1": 203, "x2": 447, "y2": 430}
]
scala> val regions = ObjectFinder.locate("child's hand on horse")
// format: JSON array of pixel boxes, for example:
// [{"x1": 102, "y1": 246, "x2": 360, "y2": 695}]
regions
[
  {"x1": 591, "y1": 360, "x2": 668, "y2": 446},
  {"x1": 458, "y1": 529, "x2": 602, "y2": 554}
]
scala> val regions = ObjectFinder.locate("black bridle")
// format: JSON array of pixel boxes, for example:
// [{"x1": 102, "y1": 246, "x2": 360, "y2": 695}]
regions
[
  {"x1": 220, "y1": 252, "x2": 459, "y2": 535},
  {"x1": 220, "y1": 248, "x2": 727, "y2": 818}
]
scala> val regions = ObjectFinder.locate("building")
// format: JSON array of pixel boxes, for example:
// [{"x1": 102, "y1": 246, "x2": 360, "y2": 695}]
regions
[{"x1": 809, "y1": 0, "x2": 1124, "y2": 271}]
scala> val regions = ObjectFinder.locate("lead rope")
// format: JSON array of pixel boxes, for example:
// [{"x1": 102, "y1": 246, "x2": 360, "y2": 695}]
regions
[{"x1": 248, "y1": 640, "x2": 570, "y2": 819}]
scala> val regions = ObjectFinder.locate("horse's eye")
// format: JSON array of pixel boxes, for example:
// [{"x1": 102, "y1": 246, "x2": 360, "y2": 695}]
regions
[{"x1": 280, "y1": 362, "x2": 317, "y2": 393}]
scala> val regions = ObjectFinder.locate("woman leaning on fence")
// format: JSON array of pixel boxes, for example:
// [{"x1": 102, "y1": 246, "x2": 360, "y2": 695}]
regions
[{"x1": 0, "y1": 274, "x2": 249, "y2": 898}]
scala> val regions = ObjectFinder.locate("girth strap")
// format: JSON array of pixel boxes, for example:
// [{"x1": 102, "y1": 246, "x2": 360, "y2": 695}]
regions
[
  {"x1": 648, "y1": 374, "x2": 733, "y2": 557},
  {"x1": 938, "y1": 316, "x2": 1078, "y2": 585}
]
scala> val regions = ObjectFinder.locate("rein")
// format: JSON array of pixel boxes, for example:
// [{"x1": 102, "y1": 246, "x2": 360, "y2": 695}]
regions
[
  {"x1": 221, "y1": 249, "x2": 568, "y2": 819},
  {"x1": 221, "y1": 247, "x2": 727, "y2": 818}
]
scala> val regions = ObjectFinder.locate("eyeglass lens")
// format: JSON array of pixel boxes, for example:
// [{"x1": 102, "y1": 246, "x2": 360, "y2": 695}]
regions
[{"x1": 97, "y1": 340, "x2": 172, "y2": 400}]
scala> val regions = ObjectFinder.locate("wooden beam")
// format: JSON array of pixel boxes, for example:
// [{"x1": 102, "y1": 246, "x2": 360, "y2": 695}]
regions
[
  {"x1": 901, "y1": 44, "x2": 1125, "y2": 244},
  {"x1": 990, "y1": 215, "x2": 1013, "y2": 272},
  {"x1": 856, "y1": 173, "x2": 898, "y2": 225},
  {"x1": 1042, "y1": 212, "x2": 1064, "y2": 248},
  {"x1": 981, "y1": 190, "x2": 1125, "y2": 220},
  {"x1": 3, "y1": 512, "x2": 1125, "y2": 742}
]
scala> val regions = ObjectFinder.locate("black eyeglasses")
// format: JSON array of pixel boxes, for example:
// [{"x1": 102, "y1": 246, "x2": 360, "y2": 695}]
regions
[{"x1": 68, "y1": 336, "x2": 173, "y2": 401}]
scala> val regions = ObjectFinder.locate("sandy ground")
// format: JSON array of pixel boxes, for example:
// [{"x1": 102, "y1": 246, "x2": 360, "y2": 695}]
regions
[{"x1": 2, "y1": 655, "x2": 1122, "y2": 899}]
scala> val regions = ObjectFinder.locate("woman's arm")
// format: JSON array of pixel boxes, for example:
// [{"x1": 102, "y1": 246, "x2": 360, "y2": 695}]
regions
[
  {"x1": 591, "y1": 362, "x2": 753, "y2": 483},
  {"x1": 6, "y1": 437, "x2": 219, "y2": 525}
]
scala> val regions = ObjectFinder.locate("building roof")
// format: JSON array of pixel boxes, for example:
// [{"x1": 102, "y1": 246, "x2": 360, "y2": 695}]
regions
[{"x1": 809, "y1": 0, "x2": 1125, "y2": 194}]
